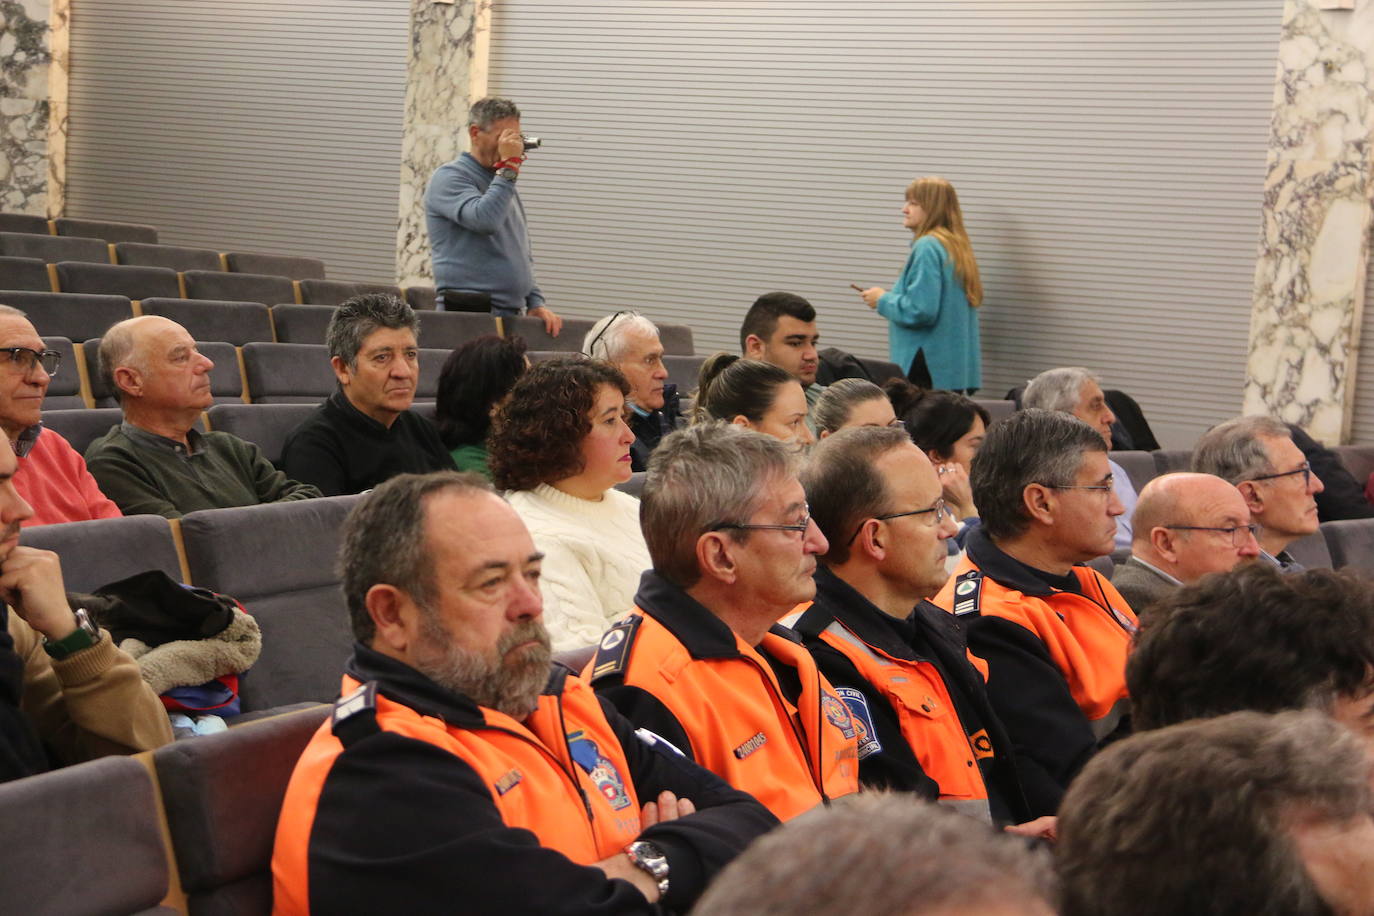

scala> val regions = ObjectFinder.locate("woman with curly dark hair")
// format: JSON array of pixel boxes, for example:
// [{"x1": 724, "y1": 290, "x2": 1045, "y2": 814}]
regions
[
  {"x1": 435, "y1": 334, "x2": 528, "y2": 478},
  {"x1": 488, "y1": 358, "x2": 649, "y2": 651}
]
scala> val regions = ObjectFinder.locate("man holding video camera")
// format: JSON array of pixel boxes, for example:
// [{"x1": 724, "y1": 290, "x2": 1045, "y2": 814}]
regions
[{"x1": 424, "y1": 96, "x2": 563, "y2": 336}]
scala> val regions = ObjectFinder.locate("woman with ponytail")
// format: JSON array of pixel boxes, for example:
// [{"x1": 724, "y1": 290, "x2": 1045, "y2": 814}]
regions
[{"x1": 859, "y1": 177, "x2": 983, "y2": 393}]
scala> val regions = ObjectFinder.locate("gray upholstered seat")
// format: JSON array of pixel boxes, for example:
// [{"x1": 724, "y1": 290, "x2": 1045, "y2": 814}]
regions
[
  {"x1": 1321, "y1": 518, "x2": 1374, "y2": 571},
  {"x1": 54, "y1": 217, "x2": 158, "y2": 244},
  {"x1": 404, "y1": 285, "x2": 437, "y2": 310},
  {"x1": 55, "y1": 262, "x2": 179, "y2": 300},
  {"x1": 857, "y1": 357, "x2": 905, "y2": 384},
  {"x1": 1151, "y1": 449, "x2": 1194, "y2": 476},
  {"x1": 1085, "y1": 554, "x2": 1115, "y2": 578},
  {"x1": 241, "y1": 342, "x2": 334, "y2": 403},
  {"x1": 1111, "y1": 450, "x2": 1158, "y2": 493},
  {"x1": 206, "y1": 403, "x2": 318, "y2": 466},
  {"x1": 0, "y1": 291, "x2": 133, "y2": 341},
  {"x1": 410, "y1": 401, "x2": 437, "y2": 423},
  {"x1": 1333, "y1": 445, "x2": 1374, "y2": 488},
  {"x1": 663, "y1": 354, "x2": 706, "y2": 392},
  {"x1": 141, "y1": 298, "x2": 274, "y2": 345},
  {"x1": 39, "y1": 407, "x2": 125, "y2": 454},
  {"x1": 0, "y1": 211, "x2": 50, "y2": 235},
  {"x1": 0, "y1": 231, "x2": 108, "y2": 264},
  {"x1": 224, "y1": 251, "x2": 326, "y2": 280},
  {"x1": 113, "y1": 241, "x2": 222, "y2": 272},
  {"x1": 20, "y1": 512, "x2": 182, "y2": 592},
  {"x1": 0, "y1": 755, "x2": 174, "y2": 916},
  {"x1": 39, "y1": 336, "x2": 83, "y2": 409},
  {"x1": 268, "y1": 304, "x2": 334, "y2": 345},
  {"x1": 179, "y1": 495, "x2": 365, "y2": 710},
  {"x1": 413, "y1": 347, "x2": 449, "y2": 402},
  {"x1": 503, "y1": 314, "x2": 595, "y2": 352},
  {"x1": 417, "y1": 310, "x2": 498, "y2": 350},
  {"x1": 297, "y1": 278, "x2": 402, "y2": 306},
  {"x1": 0, "y1": 255, "x2": 53, "y2": 291},
  {"x1": 614, "y1": 470, "x2": 648, "y2": 498},
  {"x1": 972, "y1": 399, "x2": 1017, "y2": 424},
  {"x1": 153, "y1": 705, "x2": 329, "y2": 916},
  {"x1": 1286, "y1": 530, "x2": 1333, "y2": 570},
  {"x1": 183, "y1": 269, "x2": 295, "y2": 306},
  {"x1": 657, "y1": 322, "x2": 695, "y2": 355}
]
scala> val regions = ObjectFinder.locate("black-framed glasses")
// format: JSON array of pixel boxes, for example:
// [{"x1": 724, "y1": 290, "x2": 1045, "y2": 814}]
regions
[
  {"x1": 584, "y1": 311, "x2": 636, "y2": 358},
  {"x1": 1164, "y1": 524, "x2": 1260, "y2": 547},
  {"x1": 1246, "y1": 462, "x2": 1312, "y2": 489},
  {"x1": 710, "y1": 509, "x2": 812, "y2": 538},
  {"x1": 846, "y1": 498, "x2": 951, "y2": 546},
  {"x1": 0, "y1": 347, "x2": 60, "y2": 377},
  {"x1": 1040, "y1": 476, "x2": 1115, "y2": 496}
]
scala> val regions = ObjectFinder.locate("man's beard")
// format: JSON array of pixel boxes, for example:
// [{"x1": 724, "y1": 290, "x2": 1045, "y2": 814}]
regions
[{"x1": 411, "y1": 615, "x2": 553, "y2": 719}]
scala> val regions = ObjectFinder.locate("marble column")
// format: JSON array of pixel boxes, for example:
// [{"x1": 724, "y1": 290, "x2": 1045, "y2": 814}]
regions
[
  {"x1": 1244, "y1": 0, "x2": 1374, "y2": 443},
  {"x1": 396, "y1": 0, "x2": 490, "y2": 287},
  {"x1": 0, "y1": 0, "x2": 56, "y2": 216}
]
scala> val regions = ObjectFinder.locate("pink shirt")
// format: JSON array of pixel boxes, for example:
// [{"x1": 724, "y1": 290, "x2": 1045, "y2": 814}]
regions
[{"x1": 15, "y1": 427, "x2": 122, "y2": 527}]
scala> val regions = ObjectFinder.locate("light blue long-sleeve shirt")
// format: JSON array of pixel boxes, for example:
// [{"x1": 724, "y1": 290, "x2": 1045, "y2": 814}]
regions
[
  {"x1": 875, "y1": 234, "x2": 981, "y2": 391},
  {"x1": 424, "y1": 152, "x2": 544, "y2": 316}
]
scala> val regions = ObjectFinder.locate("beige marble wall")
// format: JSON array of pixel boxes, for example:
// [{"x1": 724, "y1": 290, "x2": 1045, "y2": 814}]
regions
[
  {"x1": 396, "y1": 0, "x2": 491, "y2": 287},
  {"x1": 1245, "y1": 0, "x2": 1374, "y2": 443},
  {"x1": 0, "y1": 0, "x2": 54, "y2": 215}
]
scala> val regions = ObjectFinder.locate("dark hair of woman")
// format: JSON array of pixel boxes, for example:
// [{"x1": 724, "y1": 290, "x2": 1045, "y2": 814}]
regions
[
  {"x1": 694, "y1": 353, "x2": 795, "y2": 423},
  {"x1": 884, "y1": 379, "x2": 991, "y2": 460},
  {"x1": 435, "y1": 334, "x2": 529, "y2": 450},
  {"x1": 488, "y1": 357, "x2": 630, "y2": 492}
]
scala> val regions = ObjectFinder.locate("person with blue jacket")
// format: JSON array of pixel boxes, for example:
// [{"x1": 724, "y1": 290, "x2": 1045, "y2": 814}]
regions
[{"x1": 859, "y1": 177, "x2": 983, "y2": 393}]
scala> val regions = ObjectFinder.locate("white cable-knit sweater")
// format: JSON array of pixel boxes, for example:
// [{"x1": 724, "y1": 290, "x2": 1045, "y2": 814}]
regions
[{"x1": 505, "y1": 483, "x2": 652, "y2": 653}]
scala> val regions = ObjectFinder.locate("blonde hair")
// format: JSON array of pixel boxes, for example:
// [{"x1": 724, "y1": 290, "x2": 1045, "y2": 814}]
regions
[{"x1": 906, "y1": 177, "x2": 983, "y2": 308}]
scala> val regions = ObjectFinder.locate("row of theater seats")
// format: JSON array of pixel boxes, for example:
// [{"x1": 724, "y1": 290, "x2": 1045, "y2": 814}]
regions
[{"x1": 0, "y1": 213, "x2": 159, "y2": 244}]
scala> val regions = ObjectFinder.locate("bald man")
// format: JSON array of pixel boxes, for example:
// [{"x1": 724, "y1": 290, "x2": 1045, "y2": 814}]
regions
[
  {"x1": 1110, "y1": 472, "x2": 1261, "y2": 616},
  {"x1": 85, "y1": 316, "x2": 321, "y2": 518}
]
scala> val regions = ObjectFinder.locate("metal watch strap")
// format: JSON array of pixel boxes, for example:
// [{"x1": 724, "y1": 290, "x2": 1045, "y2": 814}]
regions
[
  {"x1": 496, "y1": 166, "x2": 519, "y2": 181},
  {"x1": 625, "y1": 840, "x2": 670, "y2": 898}
]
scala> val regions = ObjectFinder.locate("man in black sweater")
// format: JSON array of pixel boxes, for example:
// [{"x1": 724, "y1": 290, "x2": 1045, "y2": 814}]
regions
[{"x1": 281, "y1": 294, "x2": 454, "y2": 495}]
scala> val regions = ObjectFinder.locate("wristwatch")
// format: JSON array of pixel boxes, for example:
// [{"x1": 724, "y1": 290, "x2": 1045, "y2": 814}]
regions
[
  {"x1": 496, "y1": 166, "x2": 519, "y2": 181},
  {"x1": 43, "y1": 608, "x2": 100, "y2": 660},
  {"x1": 625, "y1": 840, "x2": 670, "y2": 898}
]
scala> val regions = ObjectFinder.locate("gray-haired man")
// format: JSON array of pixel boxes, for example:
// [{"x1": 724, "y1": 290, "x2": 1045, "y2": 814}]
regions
[
  {"x1": 583, "y1": 311, "x2": 680, "y2": 470},
  {"x1": 423, "y1": 96, "x2": 563, "y2": 336},
  {"x1": 281, "y1": 294, "x2": 454, "y2": 496}
]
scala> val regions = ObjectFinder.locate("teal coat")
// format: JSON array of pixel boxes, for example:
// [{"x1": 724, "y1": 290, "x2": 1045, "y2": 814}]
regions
[{"x1": 876, "y1": 235, "x2": 982, "y2": 391}]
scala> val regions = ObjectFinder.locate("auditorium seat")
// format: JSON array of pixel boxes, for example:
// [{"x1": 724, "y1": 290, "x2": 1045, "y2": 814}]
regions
[
  {"x1": 224, "y1": 251, "x2": 326, "y2": 281},
  {"x1": 298, "y1": 278, "x2": 402, "y2": 306},
  {"x1": 410, "y1": 401, "x2": 437, "y2": 423},
  {"x1": 179, "y1": 495, "x2": 364, "y2": 710},
  {"x1": 1333, "y1": 445, "x2": 1374, "y2": 488},
  {"x1": 415, "y1": 347, "x2": 449, "y2": 401},
  {"x1": 140, "y1": 298, "x2": 274, "y2": 346},
  {"x1": 41, "y1": 336, "x2": 84, "y2": 409},
  {"x1": 663, "y1": 354, "x2": 706, "y2": 391},
  {"x1": 0, "y1": 211, "x2": 50, "y2": 235},
  {"x1": 858, "y1": 357, "x2": 905, "y2": 384},
  {"x1": 183, "y1": 270, "x2": 295, "y2": 306},
  {"x1": 268, "y1": 304, "x2": 334, "y2": 345},
  {"x1": 55, "y1": 262, "x2": 179, "y2": 300},
  {"x1": 657, "y1": 322, "x2": 695, "y2": 356},
  {"x1": 554, "y1": 645, "x2": 597, "y2": 672},
  {"x1": 206, "y1": 403, "x2": 317, "y2": 466},
  {"x1": 614, "y1": 471, "x2": 647, "y2": 498},
  {"x1": 113, "y1": 241, "x2": 221, "y2": 273},
  {"x1": 54, "y1": 217, "x2": 157, "y2": 244},
  {"x1": 153, "y1": 705, "x2": 329, "y2": 916},
  {"x1": 972, "y1": 399, "x2": 1016, "y2": 424},
  {"x1": 241, "y1": 342, "x2": 334, "y2": 403},
  {"x1": 40, "y1": 407, "x2": 125, "y2": 454},
  {"x1": 1151, "y1": 449, "x2": 1194, "y2": 476},
  {"x1": 20, "y1": 513, "x2": 182, "y2": 592},
  {"x1": 2, "y1": 291, "x2": 132, "y2": 341},
  {"x1": 1320, "y1": 518, "x2": 1374, "y2": 570},
  {"x1": 404, "y1": 285, "x2": 437, "y2": 311},
  {"x1": 417, "y1": 310, "x2": 499, "y2": 350},
  {"x1": 1286, "y1": 530, "x2": 1334, "y2": 570},
  {"x1": 0, "y1": 755, "x2": 174, "y2": 916},
  {"x1": 82, "y1": 338, "x2": 242, "y2": 406},
  {"x1": 1111, "y1": 450, "x2": 1158, "y2": 493},
  {"x1": 1086, "y1": 554, "x2": 1115, "y2": 578},
  {"x1": 0, "y1": 231, "x2": 108, "y2": 264},
  {"x1": 0, "y1": 255, "x2": 54, "y2": 291},
  {"x1": 503, "y1": 314, "x2": 596, "y2": 352}
]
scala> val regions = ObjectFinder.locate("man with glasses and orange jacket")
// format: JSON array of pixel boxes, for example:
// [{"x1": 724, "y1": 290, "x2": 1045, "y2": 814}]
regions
[{"x1": 930, "y1": 409, "x2": 1137, "y2": 817}]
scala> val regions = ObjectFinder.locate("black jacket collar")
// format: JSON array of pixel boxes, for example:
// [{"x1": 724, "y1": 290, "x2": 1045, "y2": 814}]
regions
[
  {"x1": 634, "y1": 570, "x2": 753, "y2": 659},
  {"x1": 799, "y1": 566, "x2": 931, "y2": 662},
  {"x1": 326, "y1": 389, "x2": 409, "y2": 440},
  {"x1": 966, "y1": 526, "x2": 1086, "y2": 598}
]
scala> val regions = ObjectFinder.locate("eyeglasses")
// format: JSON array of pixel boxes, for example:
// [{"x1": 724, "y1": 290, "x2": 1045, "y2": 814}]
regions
[
  {"x1": 710, "y1": 509, "x2": 812, "y2": 538},
  {"x1": 1164, "y1": 524, "x2": 1260, "y2": 547},
  {"x1": 846, "y1": 498, "x2": 951, "y2": 546},
  {"x1": 1041, "y1": 476, "x2": 1115, "y2": 496},
  {"x1": 584, "y1": 311, "x2": 636, "y2": 359},
  {"x1": 0, "y1": 347, "x2": 60, "y2": 377},
  {"x1": 1246, "y1": 462, "x2": 1312, "y2": 489}
]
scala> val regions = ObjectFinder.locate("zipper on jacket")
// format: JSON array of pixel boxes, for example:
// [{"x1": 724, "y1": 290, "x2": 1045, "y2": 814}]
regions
[{"x1": 740, "y1": 653, "x2": 828, "y2": 799}]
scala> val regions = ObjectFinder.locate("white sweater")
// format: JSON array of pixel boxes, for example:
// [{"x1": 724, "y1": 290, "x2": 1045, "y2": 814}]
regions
[{"x1": 505, "y1": 483, "x2": 652, "y2": 653}]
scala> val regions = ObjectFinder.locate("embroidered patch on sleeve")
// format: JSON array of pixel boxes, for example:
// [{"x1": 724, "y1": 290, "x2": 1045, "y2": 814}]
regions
[{"x1": 834, "y1": 686, "x2": 882, "y2": 759}]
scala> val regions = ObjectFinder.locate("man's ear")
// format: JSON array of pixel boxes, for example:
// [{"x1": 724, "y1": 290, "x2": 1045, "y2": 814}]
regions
[
  {"x1": 1023, "y1": 483, "x2": 1056, "y2": 527},
  {"x1": 1150, "y1": 526, "x2": 1180, "y2": 563},
  {"x1": 695, "y1": 532, "x2": 739, "y2": 585},
  {"x1": 854, "y1": 518, "x2": 887, "y2": 562},
  {"x1": 1237, "y1": 481, "x2": 1264, "y2": 515},
  {"x1": 330, "y1": 355, "x2": 352, "y2": 387},
  {"x1": 366, "y1": 583, "x2": 418, "y2": 656},
  {"x1": 743, "y1": 334, "x2": 765, "y2": 360},
  {"x1": 113, "y1": 365, "x2": 142, "y2": 399}
]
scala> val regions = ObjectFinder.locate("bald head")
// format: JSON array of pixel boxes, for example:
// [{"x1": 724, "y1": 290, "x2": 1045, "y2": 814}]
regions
[
  {"x1": 98, "y1": 315, "x2": 162, "y2": 403},
  {"x1": 1132, "y1": 472, "x2": 1259, "y2": 583},
  {"x1": 100, "y1": 316, "x2": 215, "y2": 435}
]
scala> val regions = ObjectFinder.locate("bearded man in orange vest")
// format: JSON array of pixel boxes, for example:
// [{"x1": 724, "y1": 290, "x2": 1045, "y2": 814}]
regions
[
  {"x1": 271, "y1": 471, "x2": 775, "y2": 915},
  {"x1": 589, "y1": 424, "x2": 860, "y2": 822}
]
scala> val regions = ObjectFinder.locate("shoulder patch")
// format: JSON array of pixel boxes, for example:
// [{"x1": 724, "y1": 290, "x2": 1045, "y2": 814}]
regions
[
  {"x1": 951, "y1": 569, "x2": 984, "y2": 618},
  {"x1": 834, "y1": 686, "x2": 882, "y2": 759},
  {"x1": 589, "y1": 615, "x2": 643, "y2": 682},
  {"x1": 331, "y1": 681, "x2": 380, "y2": 747}
]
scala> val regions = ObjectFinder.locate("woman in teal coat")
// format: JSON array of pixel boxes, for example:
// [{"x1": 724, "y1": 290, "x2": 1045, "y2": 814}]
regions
[{"x1": 860, "y1": 176, "x2": 983, "y2": 393}]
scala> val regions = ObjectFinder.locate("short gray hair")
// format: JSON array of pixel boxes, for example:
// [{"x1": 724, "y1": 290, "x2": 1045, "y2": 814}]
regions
[
  {"x1": 811, "y1": 378, "x2": 888, "y2": 435},
  {"x1": 468, "y1": 97, "x2": 521, "y2": 130},
  {"x1": 694, "y1": 792, "x2": 1055, "y2": 916},
  {"x1": 97, "y1": 316, "x2": 146, "y2": 406},
  {"x1": 582, "y1": 311, "x2": 660, "y2": 363},
  {"x1": 1023, "y1": 366, "x2": 1097, "y2": 414},
  {"x1": 326, "y1": 293, "x2": 418, "y2": 371},
  {"x1": 339, "y1": 471, "x2": 495, "y2": 644},
  {"x1": 641, "y1": 423, "x2": 797, "y2": 588},
  {"x1": 1191, "y1": 415, "x2": 1292, "y2": 484}
]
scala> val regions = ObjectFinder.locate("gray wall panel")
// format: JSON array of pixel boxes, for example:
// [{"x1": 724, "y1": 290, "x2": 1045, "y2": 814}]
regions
[
  {"x1": 66, "y1": 0, "x2": 407, "y2": 283},
  {"x1": 489, "y1": 0, "x2": 1282, "y2": 449}
]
